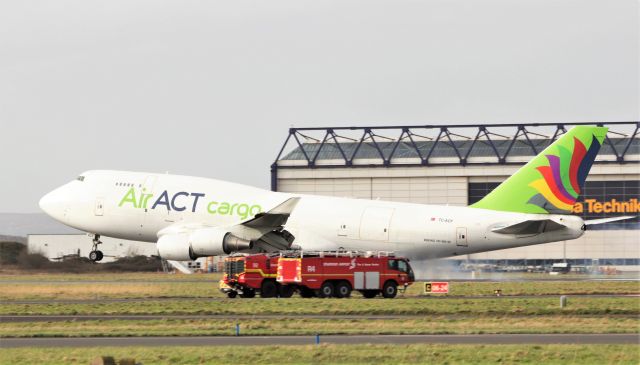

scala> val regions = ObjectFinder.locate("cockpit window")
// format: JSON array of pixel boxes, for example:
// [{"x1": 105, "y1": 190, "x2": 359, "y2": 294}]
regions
[{"x1": 76, "y1": 176, "x2": 85, "y2": 182}]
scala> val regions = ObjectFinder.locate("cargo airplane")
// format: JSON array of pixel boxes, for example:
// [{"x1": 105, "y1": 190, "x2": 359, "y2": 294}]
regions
[{"x1": 40, "y1": 126, "x2": 630, "y2": 262}]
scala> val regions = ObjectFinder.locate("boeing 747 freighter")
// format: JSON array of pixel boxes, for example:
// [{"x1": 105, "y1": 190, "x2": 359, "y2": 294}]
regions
[{"x1": 39, "y1": 126, "x2": 629, "y2": 262}]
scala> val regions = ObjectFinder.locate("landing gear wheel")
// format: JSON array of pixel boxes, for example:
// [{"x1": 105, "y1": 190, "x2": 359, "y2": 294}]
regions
[
  {"x1": 382, "y1": 281, "x2": 398, "y2": 298},
  {"x1": 89, "y1": 250, "x2": 103, "y2": 262},
  {"x1": 260, "y1": 281, "x2": 277, "y2": 298},
  {"x1": 318, "y1": 281, "x2": 334, "y2": 298},
  {"x1": 89, "y1": 234, "x2": 103, "y2": 262},
  {"x1": 335, "y1": 281, "x2": 352, "y2": 298},
  {"x1": 361, "y1": 290, "x2": 378, "y2": 299},
  {"x1": 240, "y1": 288, "x2": 256, "y2": 298},
  {"x1": 227, "y1": 291, "x2": 238, "y2": 298},
  {"x1": 279, "y1": 285, "x2": 295, "y2": 298}
]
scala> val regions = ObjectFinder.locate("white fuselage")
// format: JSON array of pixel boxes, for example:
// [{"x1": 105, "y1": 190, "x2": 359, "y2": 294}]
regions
[{"x1": 39, "y1": 170, "x2": 586, "y2": 260}]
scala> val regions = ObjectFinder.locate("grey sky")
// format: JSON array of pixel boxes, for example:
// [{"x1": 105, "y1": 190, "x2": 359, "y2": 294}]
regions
[{"x1": 1, "y1": 0, "x2": 638, "y2": 213}]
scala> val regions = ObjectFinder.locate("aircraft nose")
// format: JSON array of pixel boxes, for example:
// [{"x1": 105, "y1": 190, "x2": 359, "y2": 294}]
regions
[{"x1": 39, "y1": 188, "x2": 68, "y2": 222}]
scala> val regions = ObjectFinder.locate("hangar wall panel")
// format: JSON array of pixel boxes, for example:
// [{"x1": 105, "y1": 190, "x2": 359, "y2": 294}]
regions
[{"x1": 276, "y1": 167, "x2": 639, "y2": 264}]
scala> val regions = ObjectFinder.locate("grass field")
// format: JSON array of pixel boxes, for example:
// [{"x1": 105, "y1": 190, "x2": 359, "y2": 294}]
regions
[
  {"x1": 1, "y1": 273, "x2": 638, "y2": 349},
  {"x1": 1, "y1": 272, "x2": 638, "y2": 301},
  {"x1": 1, "y1": 315, "x2": 638, "y2": 338},
  {"x1": 1, "y1": 344, "x2": 639, "y2": 365},
  {"x1": 2, "y1": 296, "x2": 637, "y2": 316}
]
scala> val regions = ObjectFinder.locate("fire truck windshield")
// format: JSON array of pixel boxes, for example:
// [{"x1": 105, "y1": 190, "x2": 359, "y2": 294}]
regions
[
  {"x1": 397, "y1": 260, "x2": 408, "y2": 273},
  {"x1": 389, "y1": 259, "x2": 408, "y2": 272},
  {"x1": 389, "y1": 259, "x2": 415, "y2": 281}
]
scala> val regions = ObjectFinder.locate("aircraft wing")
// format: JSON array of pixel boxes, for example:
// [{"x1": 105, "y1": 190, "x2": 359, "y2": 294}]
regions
[
  {"x1": 157, "y1": 197, "x2": 301, "y2": 253},
  {"x1": 491, "y1": 219, "x2": 567, "y2": 235},
  {"x1": 228, "y1": 197, "x2": 300, "y2": 251}
]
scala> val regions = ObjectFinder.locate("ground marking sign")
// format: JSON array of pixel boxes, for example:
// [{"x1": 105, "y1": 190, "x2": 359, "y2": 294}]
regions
[{"x1": 424, "y1": 281, "x2": 449, "y2": 294}]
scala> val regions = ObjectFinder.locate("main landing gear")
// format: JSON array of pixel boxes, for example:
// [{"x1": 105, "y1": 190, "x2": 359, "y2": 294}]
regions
[{"x1": 89, "y1": 234, "x2": 104, "y2": 262}]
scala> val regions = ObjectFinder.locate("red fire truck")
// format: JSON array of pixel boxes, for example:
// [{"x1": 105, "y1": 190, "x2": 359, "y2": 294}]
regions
[{"x1": 220, "y1": 251, "x2": 415, "y2": 299}]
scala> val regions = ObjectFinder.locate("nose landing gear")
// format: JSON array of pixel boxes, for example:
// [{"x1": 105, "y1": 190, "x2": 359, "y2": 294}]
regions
[{"x1": 89, "y1": 234, "x2": 104, "y2": 262}]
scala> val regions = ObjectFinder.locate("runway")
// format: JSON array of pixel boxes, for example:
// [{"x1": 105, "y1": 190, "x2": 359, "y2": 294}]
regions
[{"x1": 1, "y1": 334, "x2": 637, "y2": 348}]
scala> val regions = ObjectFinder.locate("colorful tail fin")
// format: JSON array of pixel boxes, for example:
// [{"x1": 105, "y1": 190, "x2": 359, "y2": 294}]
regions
[{"x1": 471, "y1": 126, "x2": 608, "y2": 214}]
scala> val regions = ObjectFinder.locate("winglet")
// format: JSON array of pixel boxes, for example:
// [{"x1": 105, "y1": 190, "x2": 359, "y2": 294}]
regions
[
  {"x1": 242, "y1": 197, "x2": 301, "y2": 228},
  {"x1": 266, "y1": 197, "x2": 301, "y2": 215}
]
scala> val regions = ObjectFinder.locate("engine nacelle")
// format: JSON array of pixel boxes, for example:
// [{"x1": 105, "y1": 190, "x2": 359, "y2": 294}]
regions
[
  {"x1": 156, "y1": 233, "x2": 195, "y2": 261},
  {"x1": 190, "y1": 228, "x2": 253, "y2": 256},
  {"x1": 156, "y1": 228, "x2": 254, "y2": 260}
]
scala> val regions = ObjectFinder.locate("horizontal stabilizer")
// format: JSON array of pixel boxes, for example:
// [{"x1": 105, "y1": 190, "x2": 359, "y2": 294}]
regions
[
  {"x1": 585, "y1": 216, "x2": 635, "y2": 226},
  {"x1": 492, "y1": 219, "x2": 567, "y2": 235}
]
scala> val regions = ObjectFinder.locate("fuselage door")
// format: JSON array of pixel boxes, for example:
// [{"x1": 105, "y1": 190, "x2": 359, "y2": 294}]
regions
[
  {"x1": 140, "y1": 176, "x2": 162, "y2": 238},
  {"x1": 456, "y1": 227, "x2": 468, "y2": 246},
  {"x1": 94, "y1": 198, "x2": 104, "y2": 216},
  {"x1": 141, "y1": 176, "x2": 157, "y2": 212},
  {"x1": 359, "y1": 207, "x2": 394, "y2": 241}
]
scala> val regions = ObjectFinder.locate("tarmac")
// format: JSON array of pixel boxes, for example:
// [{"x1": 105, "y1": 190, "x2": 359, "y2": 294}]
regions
[{"x1": 1, "y1": 334, "x2": 638, "y2": 348}]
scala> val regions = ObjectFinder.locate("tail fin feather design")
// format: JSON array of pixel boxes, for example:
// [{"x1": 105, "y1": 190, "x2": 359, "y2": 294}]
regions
[
  {"x1": 471, "y1": 126, "x2": 608, "y2": 214},
  {"x1": 568, "y1": 137, "x2": 586, "y2": 194}
]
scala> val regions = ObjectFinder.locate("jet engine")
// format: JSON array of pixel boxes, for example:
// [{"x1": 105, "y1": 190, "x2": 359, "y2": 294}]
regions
[
  {"x1": 156, "y1": 233, "x2": 194, "y2": 261},
  {"x1": 156, "y1": 228, "x2": 253, "y2": 260},
  {"x1": 189, "y1": 227, "x2": 253, "y2": 256}
]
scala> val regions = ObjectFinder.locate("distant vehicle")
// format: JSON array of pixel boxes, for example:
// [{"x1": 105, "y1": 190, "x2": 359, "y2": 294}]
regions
[
  {"x1": 550, "y1": 262, "x2": 571, "y2": 275},
  {"x1": 220, "y1": 251, "x2": 415, "y2": 299}
]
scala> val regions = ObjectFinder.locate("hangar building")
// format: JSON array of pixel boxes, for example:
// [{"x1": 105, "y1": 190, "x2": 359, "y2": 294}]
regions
[{"x1": 271, "y1": 122, "x2": 639, "y2": 271}]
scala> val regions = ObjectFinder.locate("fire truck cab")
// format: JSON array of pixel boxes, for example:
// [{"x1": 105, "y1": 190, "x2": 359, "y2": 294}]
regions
[{"x1": 220, "y1": 251, "x2": 415, "y2": 299}]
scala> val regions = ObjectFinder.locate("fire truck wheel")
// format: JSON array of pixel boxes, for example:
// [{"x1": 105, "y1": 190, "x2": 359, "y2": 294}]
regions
[
  {"x1": 240, "y1": 288, "x2": 255, "y2": 298},
  {"x1": 335, "y1": 281, "x2": 352, "y2": 298},
  {"x1": 260, "y1": 280, "x2": 278, "y2": 298},
  {"x1": 361, "y1": 290, "x2": 378, "y2": 298},
  {"x1": 318, "y1": 281, "x2": 335, "y2": 298},
  {"x1": 279, "y1": 285, "x2": 295, "y2": 298},
  {"x1": 227, "y1": 291, "x2": 238, "y2": 298},
  {"x1": 299, "y1": 287, "x2": 315, "y2": 298},
  {"x1": 382, "y1": 280, "x2": 398, "y2": 298}
]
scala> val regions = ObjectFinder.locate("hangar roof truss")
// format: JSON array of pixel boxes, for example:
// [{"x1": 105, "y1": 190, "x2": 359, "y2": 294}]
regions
[{"x1": 275, "y1": 122, "x2": 639, "y2": 167}]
